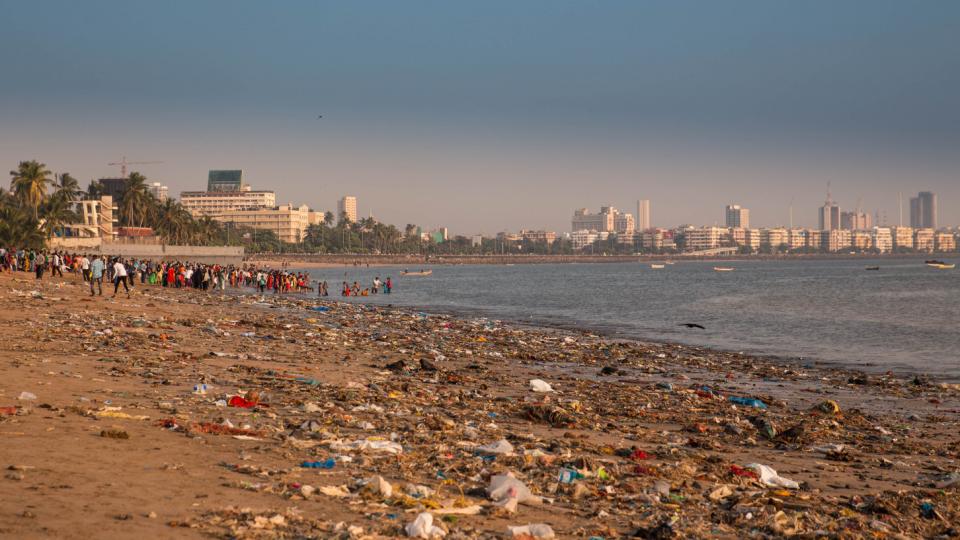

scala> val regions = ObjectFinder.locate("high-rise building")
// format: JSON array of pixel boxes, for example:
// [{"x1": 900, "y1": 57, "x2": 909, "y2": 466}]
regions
[
  {"x1": 840, "y1": 210, "x2": 871, "y2": 230},
  {"x1": 148, "y1": 182, "x2": 169, "y2": 202},
  {"x1": 636, "y1": 199, "x2": 651, "y2": 231},
  {"x1": 338, "y1": 196, "x2": 358, "y2": 223},
  {"x1": 97, "y1": 178, "x2": 128, "y2": 201},
  {"x1": 207, "y1": 170, "x2": 244, "y2": 192},
  {"x1": 725, "y1": 204, "x2": 749, "y2": 228},
  {"x1": 909, "y1": 191, "x2": 937, "y2": 229}
]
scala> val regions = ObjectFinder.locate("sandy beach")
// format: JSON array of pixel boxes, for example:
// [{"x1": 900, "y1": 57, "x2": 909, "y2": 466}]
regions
[{"x1": 1, "y1": 270, "x2": 958, "y2": 539}]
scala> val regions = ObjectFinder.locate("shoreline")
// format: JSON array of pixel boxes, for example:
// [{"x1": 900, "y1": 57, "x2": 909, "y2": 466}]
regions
[
  {"x1": 247, "y1": 252, "x2": 955, "y2": 268},
  {"x1": 1, "y1": 271, "x2": 957, "y2": 537}
]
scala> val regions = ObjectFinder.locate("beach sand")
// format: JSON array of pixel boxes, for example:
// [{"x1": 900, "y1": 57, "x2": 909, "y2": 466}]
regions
[{"x1": 0, "y1": 271, "x2": 957, "y2": 538}]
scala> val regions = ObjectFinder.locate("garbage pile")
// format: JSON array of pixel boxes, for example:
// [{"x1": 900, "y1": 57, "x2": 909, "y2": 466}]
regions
[{"x1": 2, "y1": 278, "x2": 959, "y2": 538}]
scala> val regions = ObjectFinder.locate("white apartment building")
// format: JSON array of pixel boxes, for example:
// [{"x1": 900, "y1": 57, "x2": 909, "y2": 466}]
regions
[
  {"x1": 852, "y1": 230, "x2": 872, "y2": 251},
  {"x1": 934, "y1": 231, "x2": 956, "y2": 252},
  {"x1": 684, "y1": 226, "x2": 724, "y2": 251},
  {"x1": 761, "y1": 228, "x2": 788, "y2": 251},
  {"x1": 571, "y1": 230, "x2": 609, "y2": 250},
  {"x1": 787, "y1": 229, "x2": 807, "y2": 251},
  {"x1": 914, "y1": 228, "x2": 934, "y2": 253},
  {"x1": 891, "y1": 226, "x2": 914, "y2": 251},
  {"x1": 871, "y1": 227, "x2": 893, "y2": 253},
  {"x1": 825, "y1": 229, "x2": 852, "y2": 252},
  {"x1": 181, "y1": 187, "x2": 276, "y2": 217}
]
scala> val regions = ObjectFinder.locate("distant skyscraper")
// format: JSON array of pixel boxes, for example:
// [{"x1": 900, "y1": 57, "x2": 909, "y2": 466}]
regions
[
  {"x1": 724, "y1": 204, "x2": 749, "y2": 228},
  {"x1": 338, "y1": 196, "x2": 358, "y2": 223},
  {"x1": 636, "y1": 199, "x2": 651, "y2": 230},
  {"x1": 840, "y1": 210, "x2": 871, "y2": 230},
  {"x1": 909, "y1": 191, "x2": 937, "y2": 229},
  {"x1": 818, "y1": 185, "x2": 841, "y2": 231}
]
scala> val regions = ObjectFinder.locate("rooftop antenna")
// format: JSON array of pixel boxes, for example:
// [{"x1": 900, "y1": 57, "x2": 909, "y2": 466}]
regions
[{"x1": 826, "y1": 181, "x2": 833, "y2": 205}]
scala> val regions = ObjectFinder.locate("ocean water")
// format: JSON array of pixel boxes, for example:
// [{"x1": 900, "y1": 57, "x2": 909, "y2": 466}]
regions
[{"x1": 297, "y1": 258, "x2": 960, "y2": 379}]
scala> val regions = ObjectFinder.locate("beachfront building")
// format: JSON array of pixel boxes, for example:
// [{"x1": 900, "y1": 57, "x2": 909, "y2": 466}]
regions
[
  {"x1": 891, "y1": 226, "x2": 914, "y2": 251},
  {"x1": 787, "y1": 229, "x2": 807, "y2": 251},
  {"x1": 636, "y1": 199, "x2": 651, "y2": 230},
  {"x1": 181, "y1": 188, "x2": 276, "y2": 216},
  {"x1": 210, "y1": 204, "x2": 314, "y2": 243},
  {"x1": 640, "y1": 229, "x2": 667, "y2": 251},
  {"x1": 760, "y1": 228, "x2": 788, "y2": 252},
  {"x1": 571, "y1": 230, "x2": 608, "y2": 250},
  {"x1": 913, "y1": 228, "x2": 935, "y2": 253},
  {"x1": 743, "y1": 228, "x2": 761, "y2": 252},
  {"x1": 871, "y1": 227, "x2": 893, "y2": 253},
  {"x1": 825, "y1": 229, "x2": 852, "y2": 252},
  {"x1": 60, "y1": 195, "x2": 118, "y2": 239},
  {"x1": 338, "y1": 196, "x2": 358, "y2": 223},
  {"x1": 728, "y1": 227, "x2": 746, "y2": 246},
  {"x1": 684, "y1": 226, "x2": 724, "y2": 251},
  {"x1": 934, "y1": 231, "x2": 956, "y2": 252},
  {"x1": 725, "y1": 205, "x2": 750, "y2": 228},
  {"x1": 807, "y1": 230, "x2": 825, "y2": 252},
  {"x1": 520, "y1": 230, "x2": 557, "y2": 244},
  {"x1": 851, "y1": 230, "x2": 872, "y2": 251}
]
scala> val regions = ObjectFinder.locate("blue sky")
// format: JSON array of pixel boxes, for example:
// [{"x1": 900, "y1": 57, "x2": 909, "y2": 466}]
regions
[{"x1": 1, "y1": 1, "x2": 958, "y2": 232}]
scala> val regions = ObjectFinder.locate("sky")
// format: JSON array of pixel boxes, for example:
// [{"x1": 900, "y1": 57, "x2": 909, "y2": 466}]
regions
[{"x1": 1, "y1": 1, "x2": 958, "y2": 234}]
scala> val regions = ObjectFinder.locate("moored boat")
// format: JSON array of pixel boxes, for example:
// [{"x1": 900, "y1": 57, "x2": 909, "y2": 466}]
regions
[
  {"x1": 713, "y1": 266, "x2": 735, "y2": 272},
  {"x1": 401, "y1": 270, "x2": 433, "y2": 276},
  {"x1": 650, "y1": 264, "x2": 665, "y2": 269}
]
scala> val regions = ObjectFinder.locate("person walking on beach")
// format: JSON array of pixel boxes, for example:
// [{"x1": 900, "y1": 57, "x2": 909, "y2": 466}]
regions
[
  {"x1": 34, "y1": 252, "x2": 46, "y2": 280},
  {"x1": 89, "y1": 256, "x2": 105, "y2": 296},
  {"x1": 385, "y1": 277, "x2": 392, "y2": 294},
  {"x1": 112, "y1": 258, "x2": 130, "y2": 298}
]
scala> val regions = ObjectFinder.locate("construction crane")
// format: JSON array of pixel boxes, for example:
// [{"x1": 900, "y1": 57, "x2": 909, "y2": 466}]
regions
[{"x1": 107, "y1": 156, "x2": 164, "y2": 178}]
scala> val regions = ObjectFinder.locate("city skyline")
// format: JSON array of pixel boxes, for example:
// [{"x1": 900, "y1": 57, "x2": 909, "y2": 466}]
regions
[{"x1": 2, "y1": 2, "x2": 959, "y2": 233}]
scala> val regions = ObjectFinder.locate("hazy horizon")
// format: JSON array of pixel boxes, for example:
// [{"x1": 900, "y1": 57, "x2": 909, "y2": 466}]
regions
[{"x1": 2, "y1": 1, "x2": 958, "y2": 234}]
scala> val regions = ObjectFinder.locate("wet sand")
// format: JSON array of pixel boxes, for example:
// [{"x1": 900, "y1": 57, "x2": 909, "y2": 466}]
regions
[{"x1": 0, "y1": 271, "x2": 957, "y2": 538}]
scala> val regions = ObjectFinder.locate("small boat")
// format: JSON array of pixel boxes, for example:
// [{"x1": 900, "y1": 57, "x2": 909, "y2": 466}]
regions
[
  {"x1": 401, "y1": 270, "x2": 433, "y2": 276},
  {"x1": 927, "y1": 263, "x2": 955, "y2": 270},
  {"x1": 664, "y1": 261, "x2": 676, "y2": 265},
  {"x1": 650, "y1": 264, "x2": 665, "y2": 269},
  {"x1": 713, "y1": 266, "x2": 735, "y2": 272},
  {"x1": 865, "y1": 266, "x2": 880, "y2": 271}
]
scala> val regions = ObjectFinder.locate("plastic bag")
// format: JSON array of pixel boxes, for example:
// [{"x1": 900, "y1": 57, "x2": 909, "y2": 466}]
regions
[
  {"x1": 405, "y1": 512, "x2": 445, "y2": 538},
  {"x1": 529, "y1": 379, "x2": 554, "y2": 392},
  {"x1": 476, "y1": 439, "x2": 514, "y2": 455},
  {"x1": 745, "y1": 463, "x2": 800, "y2": 489},
  {"x1": 488, "y1": 473, "x2": 542, "y2": 513},
  {"x1": 507, "y1": 524, "x2": 556, "y2": 538}
]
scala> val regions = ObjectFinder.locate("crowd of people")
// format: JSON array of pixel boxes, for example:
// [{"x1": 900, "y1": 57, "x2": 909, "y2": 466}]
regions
[{"x1": 0, "y1": 248, "x2": 394, "y2": 299}]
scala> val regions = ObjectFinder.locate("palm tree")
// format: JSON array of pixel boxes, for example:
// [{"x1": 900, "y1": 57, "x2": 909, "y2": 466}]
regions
[
  {"x1": 9, "y1": 160, "x2": 52, "y2": 220},
  {"x1": 86, "y1": 180, "x2": 103, "y2": 198},
  {"x1": 323, "y1": 211, "x2": 334, "y2": 227},
  {"x1": 39, "y1": 194, "x2": 78, "y2": 238},
  {"x1": 54, "y1": 172, "x2": 83, "y2": 204},
  {"x1": 119, "y1": 172, "x2": 153, "y2": 228}
]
